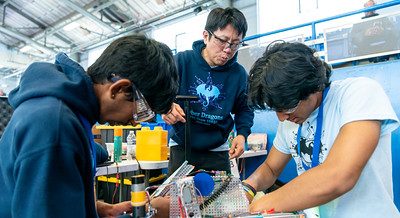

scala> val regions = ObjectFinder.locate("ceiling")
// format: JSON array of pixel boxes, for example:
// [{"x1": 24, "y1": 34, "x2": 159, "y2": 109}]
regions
[
  {"x1": 0, "y1": 0, "x2": 224, "y2": 90},
  {"x1": 0, "y1": 0, "x2": 220, "y2": 58}
]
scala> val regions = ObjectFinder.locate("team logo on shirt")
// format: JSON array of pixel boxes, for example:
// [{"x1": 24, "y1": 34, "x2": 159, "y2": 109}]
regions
[
  {"x1": 291, "y1": 121, "x2": 328, "y2": 172},
  {"x1": 189, "y1": 72, "x2": 225, "y2": 110}
]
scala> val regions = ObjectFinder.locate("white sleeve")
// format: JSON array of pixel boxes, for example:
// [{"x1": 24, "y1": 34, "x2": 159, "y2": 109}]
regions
[
  {"x1": 273, "y1": 121, "x2": 291, "y2": 154},
  {"x1": 339, "y1": 77, "x2": 399, "y2": 135}
]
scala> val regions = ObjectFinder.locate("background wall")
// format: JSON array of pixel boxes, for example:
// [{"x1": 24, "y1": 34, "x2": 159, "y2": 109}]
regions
[{"x1": 256, "y1": 0, "x2": 400, "y2": 44}]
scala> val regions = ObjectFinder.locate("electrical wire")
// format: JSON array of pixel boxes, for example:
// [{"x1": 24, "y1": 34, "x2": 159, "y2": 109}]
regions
[
  {"x1": 193, "y1": 186, "x2": 204, "y2": 205},
  {"x1": 239, "y1": 158, "x2": 245, "y2": 174},
  {"x1": 106, "y1": 165, "x2": 110, "y2": 200},
  {"x1": 111, "y1": 163, "x2": 120, "y2": 203}
]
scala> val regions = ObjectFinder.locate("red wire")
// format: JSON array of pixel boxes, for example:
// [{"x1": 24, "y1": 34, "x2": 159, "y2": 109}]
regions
[
  {"x1": 111, "y1": 164, "x2": 120, "y2": 203},
  {"x1": 111, "y1": 182, "x2": 118, "y2": 204},
  {"x1": 178, "y1": 196, "x2": 186, "y2": 217}
]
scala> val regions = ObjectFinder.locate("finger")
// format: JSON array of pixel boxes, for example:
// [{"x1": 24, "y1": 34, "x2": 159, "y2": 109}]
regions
[
  {"x1": 161, "y1": 114, "x2": 168, "y2": 122},
  {"x1": 229, "y1": 149, "x2": 238, "y2": 159},
  {"x1": 178, "y1": 116, "x2": 186, "y2": 123},
  {"x1": 236, "y1": 145, "x2": 244, "y2": 155},
  {"x1": 162, "y1": 115, "x2": 174, "y2": 125},
  {"x1": 230, "y1": 150, "x2": 241, "y2": 159},
  {"x1": 230, "y1": 145, "x2": 243, "y2": 159},
  {"x1": 168, "y1": 114, "x2": 177, "y2": 124},
  {"x1": 173, "y1": 103, "x2": 185, "y2": 116},
  {"x1": 161, "y1": 115, "x2": 171, "y2": 124},
  {"x1": 175, "y1": 114, "x2": 186, "y2": 123},
  {"x1": 171, "y1": 107, "x2": 186, "y2": 123},
  {"x1": 229, "y1": 146, "x2": 236, "y2": 155},
  {"x1": 161, "y1": 114, "x2": 175, "y2": 124},
  {"x1": 168, "y1": 113, "x2": 180, "y2": 124}
]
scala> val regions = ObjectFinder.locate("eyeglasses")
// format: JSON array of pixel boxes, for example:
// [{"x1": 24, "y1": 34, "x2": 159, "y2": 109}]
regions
[
  {"x1": 109, "y1": 75, "x2": 155, "y2": 123},
  {"x1": 207, "y1": 30, "x2": 243, "y2": 51},
  {"x1": 282, "y1": 104, "x2": 299, "y2": 114},
  {"x1": 274, "y1": 101, "x2": 301, "y2": 114},
  {"x1": 131, "y1": 83, "x2": 155, "y2": 122}
]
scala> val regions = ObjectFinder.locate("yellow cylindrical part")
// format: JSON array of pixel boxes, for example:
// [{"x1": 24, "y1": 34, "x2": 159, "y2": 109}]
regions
[{"x1": 131, "y1": 191, "x2": 146, "y2": 206}]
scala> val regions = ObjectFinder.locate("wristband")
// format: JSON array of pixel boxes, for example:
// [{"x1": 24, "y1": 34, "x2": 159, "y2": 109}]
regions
[
  {"x1": 242, "y1": 181, "x2": 256, "y2": 196},
  {"x1": 243, "y1": 185, "x2": 255, "y2": 197}
]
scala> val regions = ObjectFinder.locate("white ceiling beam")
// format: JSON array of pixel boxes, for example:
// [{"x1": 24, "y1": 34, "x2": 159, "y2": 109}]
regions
[
  {"x1": 63, "y1": 0, "x2": 116, "y2": 32},
  {"x1": 0, "y1": 26, "x2": 56, "y2": 55},
  {"x1": 3, "y1": 70, "x2": 23, "y2": 79},
  {"x1": 31, "y1": 0, "x2": 120, "y2": 43},
  {"x1": 73, "y1": 0, "x2": 217, "y2": 53}
]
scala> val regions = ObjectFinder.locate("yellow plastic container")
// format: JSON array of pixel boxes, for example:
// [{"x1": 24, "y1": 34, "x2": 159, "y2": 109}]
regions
[{"x1": 136, "y1": 126, "x2": 168, "y2": 161}]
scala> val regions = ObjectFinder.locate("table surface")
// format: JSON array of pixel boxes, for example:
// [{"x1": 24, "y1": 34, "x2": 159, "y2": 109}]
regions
[
  {"x1": 137, "y1": 160, "x2": 169, "y2": 170},
  {"x1": 239, "y1": 150, "x2": 268, "y2": 159},
  {"x1": 96, "y1": 150, "x2": 267, "y2": 176},
  {"x1": 96, "y1": 159, "x2": 168, "y2": 176},
  {"x1": 95, "y1": 160, "x2": 139, "y2": 176}
]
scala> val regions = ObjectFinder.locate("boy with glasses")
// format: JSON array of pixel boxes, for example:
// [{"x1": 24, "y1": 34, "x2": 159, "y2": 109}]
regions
[
  {"x1": 243, "y1": 41, "x2": 400, "y2": 217},
  {"x1": 162, "y1": 7, "x2": 254, "y2": 175},
  {"x1": 0, "y1": 34, "x2": 179, "y2": 217}
]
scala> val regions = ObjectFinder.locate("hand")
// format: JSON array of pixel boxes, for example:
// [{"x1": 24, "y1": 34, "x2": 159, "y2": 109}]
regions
[
  {"x1": 96, "y1": 201, "x2": 132, "y2": 218},
  {"x1": 229, "y1": 135, "x2": 245, "y2": 159},
  {"x1": 161, "y1": 103, "x2": 186, "y2": 125},
  {"x1": 150, "y1": 196, "x2": 171, "y2": 218},
  {"x1": 249, "y1": 194, "x2": 271, "y2": 214}
]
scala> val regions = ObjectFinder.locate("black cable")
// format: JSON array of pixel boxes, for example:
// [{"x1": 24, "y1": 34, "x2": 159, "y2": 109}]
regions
[{"x1": 199, "y1": 176, "x2": 232, "y2": 210}]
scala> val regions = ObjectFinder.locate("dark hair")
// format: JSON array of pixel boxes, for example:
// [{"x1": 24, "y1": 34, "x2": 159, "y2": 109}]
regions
[
  {"x1": 205, "y1": 7, "x2": 248, "y2": 39},
  {"x1": 248, "y1": 41, "x2": 331, "y2": 111},
  {"x1": 87, "y1": 34, "x2": 179, "y2": 114}
]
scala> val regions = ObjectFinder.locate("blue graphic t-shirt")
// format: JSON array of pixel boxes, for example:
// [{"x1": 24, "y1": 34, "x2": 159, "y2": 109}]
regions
[{"x1": 172, "y1": 40, "x2": 254, "y2": 151}]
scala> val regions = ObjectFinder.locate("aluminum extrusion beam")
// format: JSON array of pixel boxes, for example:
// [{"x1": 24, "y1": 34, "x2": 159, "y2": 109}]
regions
[
  {"x1": 0, "y1": 25, "x2": 56, "y2": 54},
  {"x1": 63, "y1": 0, "x2": 116, "y2": 32}
]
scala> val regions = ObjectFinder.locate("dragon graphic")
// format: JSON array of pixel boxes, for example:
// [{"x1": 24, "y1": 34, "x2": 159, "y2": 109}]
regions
[{"x1": 189, "y1": 72, "x2": 225, "y2": 110}]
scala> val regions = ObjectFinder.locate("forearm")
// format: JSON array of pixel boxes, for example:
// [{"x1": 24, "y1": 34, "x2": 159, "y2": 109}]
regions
[
  {"x1": 96, "y1": 201, "x2": 113, "y2": 216},
  {"x1": 97, "y1": 201, "x2": 132, "y2": 217},
  {"x1": 244, "y1": 147, "x2": 291, "y2": 192},
  {"x1": 244, "y1": 161, "x2": 278, "y2": 192}
]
